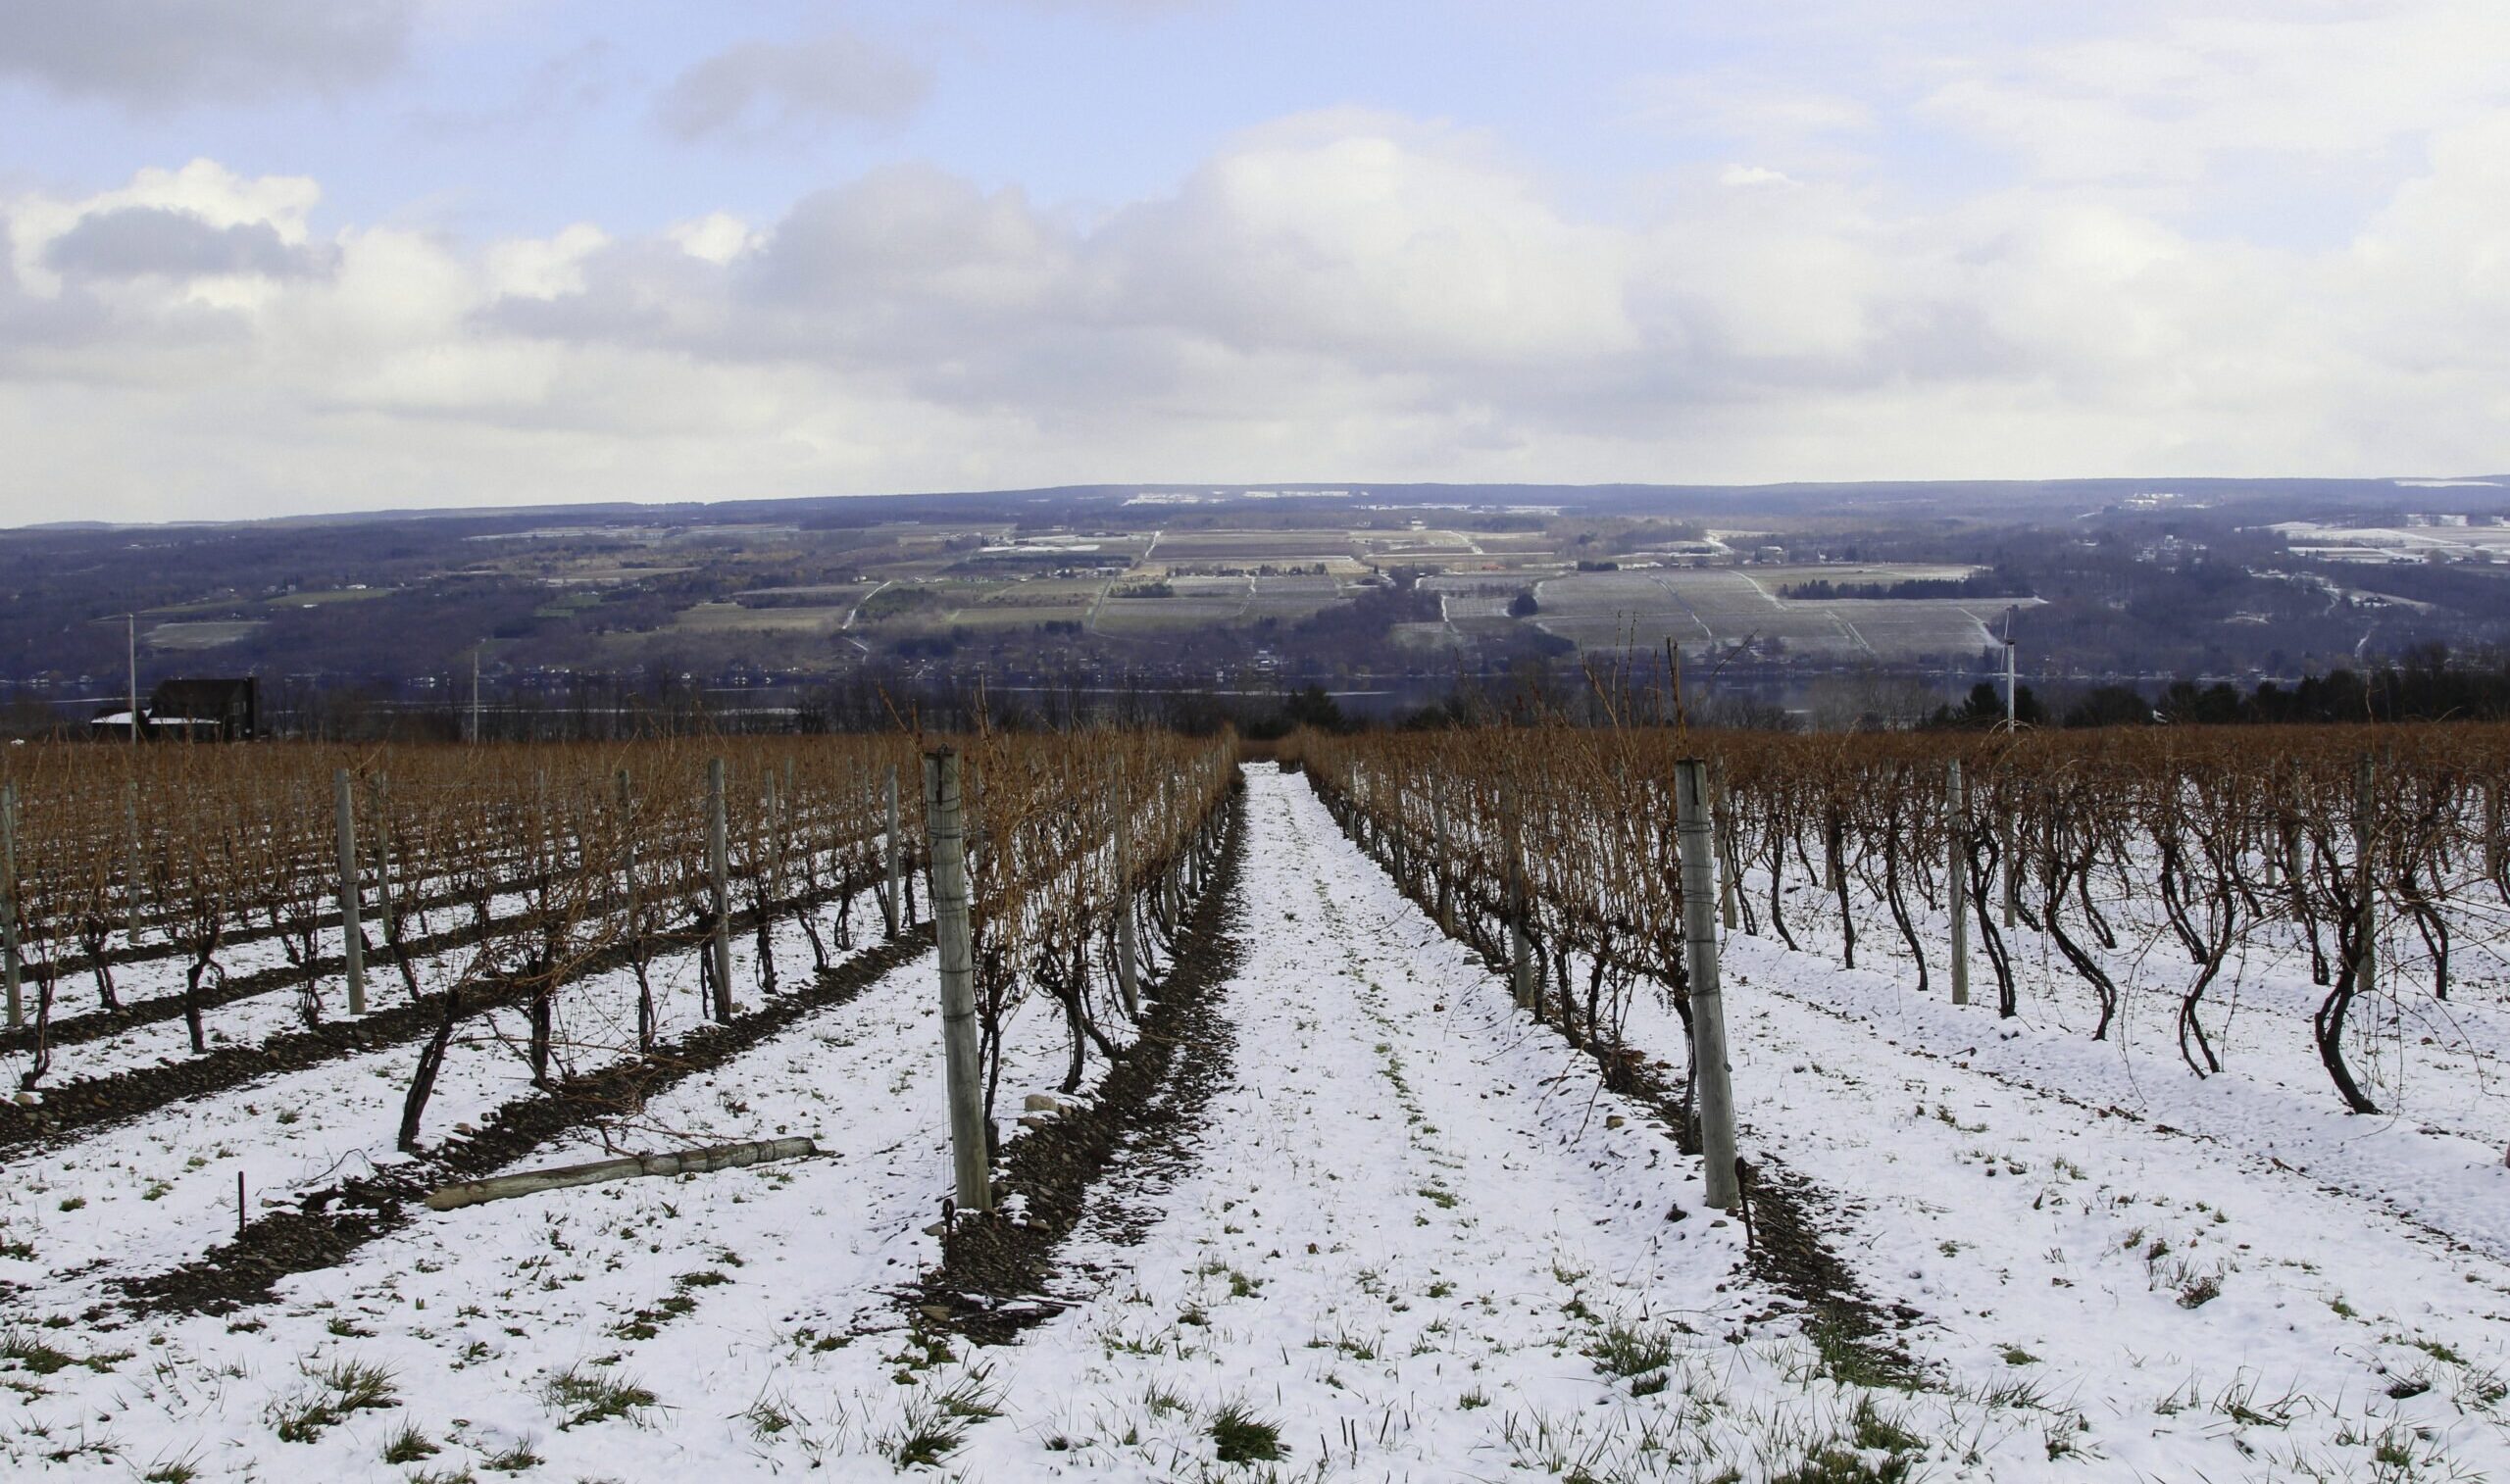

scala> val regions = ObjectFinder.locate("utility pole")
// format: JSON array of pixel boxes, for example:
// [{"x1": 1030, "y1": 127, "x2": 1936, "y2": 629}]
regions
[
  {"x1": 926, "y1": 748, "x2": 992, "y2": 1216},
  {"x1": 126, "y1": 613, "x2": 139, "y2": 747},
  {"x1": 1675, "y1": 759, "x2": 1740, "y2": 1212},
  {"x1": 469, "y1": 648, "x2": 481, "y2": 745}
]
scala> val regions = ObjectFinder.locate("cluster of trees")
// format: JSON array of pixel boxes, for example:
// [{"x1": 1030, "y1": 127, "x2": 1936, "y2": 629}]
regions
[
  {"x1": 1781, "y1": 573, "x2": 2029, "y2": 601},
  {"x1": 1923, "y1": 646, "x2": 2510, "y2": 730}
]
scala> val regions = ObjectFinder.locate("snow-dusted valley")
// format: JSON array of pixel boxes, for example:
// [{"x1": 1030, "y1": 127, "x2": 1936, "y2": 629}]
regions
[{"x1": 2, "y1": 765, "x2": 2506, "y2": 1481}]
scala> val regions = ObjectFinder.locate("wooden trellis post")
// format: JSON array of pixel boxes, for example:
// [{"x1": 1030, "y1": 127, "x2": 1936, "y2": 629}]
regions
[
  {"x1": 1115, "y1": 768, "x2": 1139, "y2": 1018},
  {"x1": 1947, "y1": 760, "x2": 1969, "y2": 1008},
  {"x1": 1998, "y1": 771, "x2": 2018, "y2": 929},
  {"x1": 1505, "y1": 780, "x2": 1533, "y2": 1010},
  {"x1": 2355, "y1": 754, "x2": 2377, "y2": 996},
  {"x1": 124, "y1": 780, "x2": 145, "y2": 952},
  {"x1": 925, "y1": 748, "x2": 991, "y2": 1216},
  {"x1": 1714, "y1": 763, "x2": 1739, "y2": 932},
  {"x1": 707, "y1": 757, "x2": 732, "y2": 1021},
  {"x1": 1431, "y1": 773, "x2": 1452, "y2": 929},
  {"x1": 367, "y1": 774, "x2": 395, "y2": 934},
  {"x1": 334, "y1": 768, "x2": 365, "y2": 1017},
  {"x1": 2485, "y1": 778, "x2": 2502, "y2": 884},
  {"x1": 1675, "y1": 759, "x2": 1740, "y2": 1212},
  {"x1": 881, "y1": 763, "x2": 903, "y2": 938},
  {"x1": 1, "y1": 782, "x2": 19, "y2": 1032}
]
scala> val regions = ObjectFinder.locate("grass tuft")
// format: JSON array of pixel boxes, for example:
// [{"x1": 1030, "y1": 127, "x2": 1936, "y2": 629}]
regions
[
  {"x1": 1210, "y1": 1400, "x2": 1285, "y2": 1463},
  {"x1": 271, "y1": 1359, "x2": 398, "y2": 1443}
]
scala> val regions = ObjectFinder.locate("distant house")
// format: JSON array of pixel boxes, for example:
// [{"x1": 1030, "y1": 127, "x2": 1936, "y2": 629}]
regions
[{"x1": 89, "y1": 677, "x2": 258, "y2": 740}]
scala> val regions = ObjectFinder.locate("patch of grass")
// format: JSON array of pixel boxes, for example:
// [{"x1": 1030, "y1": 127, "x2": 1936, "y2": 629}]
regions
[
  {"x1": 1847, "y1": 1397, "x2": 1923, "y2": 1455},
  {"x1": 479, "y1": 1440, "x2": 540, "y2": 1472},
  {"x1": 1805, "y1": 1313, "x2": 1918, "y2": 1391},
  {"x1": 2212, "y1": 1370, "x2": 2300, "y2": 1429},
  {"x1": 380, "y1": 1421, "x2": 439, "y2": 1463},
  {"x1": 881, "y1": 1369, "x2": 1001, "y2": 1470},
  {"x1": 541, "y1": 1364, "x2": 658, "y2": 1429},
  {"x1": 272, "y1": 1359, "x2": 398, "y2": 1443},
  {"x1": 1586, "y1": 1321, "x2": 1677, "y2": 1380},
  {"x1": 140, "y1": 1459, "x2": 200, "y2": 1483},
  {"x1": 0, "y1": 1331, "x2": 77, "y2": 1375},
  {"x1": 1210, "y1": 1401, "x2": 1285, "y2": 1463},
  {"x1": 2000, "y1": 1346, "x2": 2040, "y2": 1366},
  {"x1": 932, "y1": 1370, "x2": 1001, "y2": 1421}
]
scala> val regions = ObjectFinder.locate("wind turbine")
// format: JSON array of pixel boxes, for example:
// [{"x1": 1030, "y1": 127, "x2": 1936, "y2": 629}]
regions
[{"x1": 2000, "y1": 605, "x2": 2019, "y2": 732}]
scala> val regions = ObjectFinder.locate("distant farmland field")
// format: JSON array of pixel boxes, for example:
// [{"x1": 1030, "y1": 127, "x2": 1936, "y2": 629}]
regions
[{"x1": 1529, "y1": 567, "x2": 2006, "y2": 660}]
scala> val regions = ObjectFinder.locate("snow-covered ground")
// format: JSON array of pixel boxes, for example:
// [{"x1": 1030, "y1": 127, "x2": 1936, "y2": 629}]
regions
[{"x1": 0, "y1": 767, "x2": 2503, "y2": 1480}]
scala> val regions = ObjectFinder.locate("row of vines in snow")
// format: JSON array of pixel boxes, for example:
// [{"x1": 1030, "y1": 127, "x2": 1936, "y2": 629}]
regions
[
  {"x1": 0, "y1": 730, "x2": 1235, "y2": 1153},
  {"x1": 1294, "y1": 723, "x2": 2510, "y2": 1115},
  {"x1": 950, "y1": 730, "x2": 1237, "y2": 1130}
]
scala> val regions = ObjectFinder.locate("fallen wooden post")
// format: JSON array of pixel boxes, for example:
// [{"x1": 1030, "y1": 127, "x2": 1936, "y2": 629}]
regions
[{"x1": 424, "y1": 1135, "x2": 818, "y2": 1212}]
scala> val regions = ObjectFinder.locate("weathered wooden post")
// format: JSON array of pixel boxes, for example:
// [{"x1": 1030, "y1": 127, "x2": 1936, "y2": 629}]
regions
[
  {"x1": 2485, "y1": 778, "x2": 2503, "y2": 884},
  {"x1": 1996, "y1": 770, "x2": 2018, "y2": 929},
  {"x1": 2355, "y1": 753, "x2": 2377, "y2": 996},
  {"x1": 369, "y1": 773, "x2": 397, "y2": 987},
  {"x1": 1114, "y1": 774, "x2": 1140, "y2": 1018},
  {"x1": 1947, "y1": 760, "x2": 1969, "y2": 1008},
  {"x1": 1675, "y1": 759, "x2": 1740, "y2": 1212},
  {"x1": 1713, "y1": 763, "x2": 1739, "y2": 932},
  {"x1": 333, "y1": 767, "x2": 365, "y2": 1017},
  {"x1": 1, "y1": 782, "x2": 19, "y2": 1032},
  {"x1": 880, "y1": 764, "x2": 903, "y2": 938},
  {"x1": 706, "y1": 757, "x2": 733, "y2": 1021},
  {"x1": 1431, "y1": 774, "x2": 1452, "y2": 929},
  {"x1": 1505, "y1": 780, "x2": 1533, "y2": 1010},
  {"x1": 124, "y1": 780, "x2": 145, "y2": 951},
  {"x1": 924, "y1": 748, "x2": 992, "y2": 1216}
]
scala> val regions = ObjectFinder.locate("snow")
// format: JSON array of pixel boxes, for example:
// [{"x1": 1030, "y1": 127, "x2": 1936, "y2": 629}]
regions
[{"x1": 0, "y1": 765, "x2": 2503, "y2": 1480}]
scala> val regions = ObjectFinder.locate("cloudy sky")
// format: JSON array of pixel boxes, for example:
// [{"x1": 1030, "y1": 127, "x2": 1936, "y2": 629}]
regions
[{"x1": 2, "y1": 0, "x2": 2505, "y2": 523}]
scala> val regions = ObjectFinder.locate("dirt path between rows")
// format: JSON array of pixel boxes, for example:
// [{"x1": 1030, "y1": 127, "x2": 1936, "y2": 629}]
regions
[{"x1": 909, "y1": 786, "x2": 1246, "y2": 1343}]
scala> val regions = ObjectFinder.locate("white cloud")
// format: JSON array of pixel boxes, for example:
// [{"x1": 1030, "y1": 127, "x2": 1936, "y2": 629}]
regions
[
  {"x1": 0, "y1": 0, "x2": 415, "y2": 106},
  {"x1": 17, "y1": 64, "x2": 2510, "y2": 523},
  {"x1": 653, "y1": 31, "x2": 932, "y2": 142}
]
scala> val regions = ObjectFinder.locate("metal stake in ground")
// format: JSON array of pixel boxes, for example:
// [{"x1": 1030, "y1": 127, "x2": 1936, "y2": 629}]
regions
[
  {"x1": 926, "y1": 748, "x2": 992, "y2": 1215},
  {"x1": 1947, "y1": 759, "x2": 1969, "y2": 1008},
  {"x1": 1675, "y1": 758, "x2": 1741, "y2": 1212},
  {"x1": 707, "y1": 757, "x2": 733, "y2": 1021},
  {"x1": 334, "y1": 768, "x2": 365, "y2": 1017}
]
